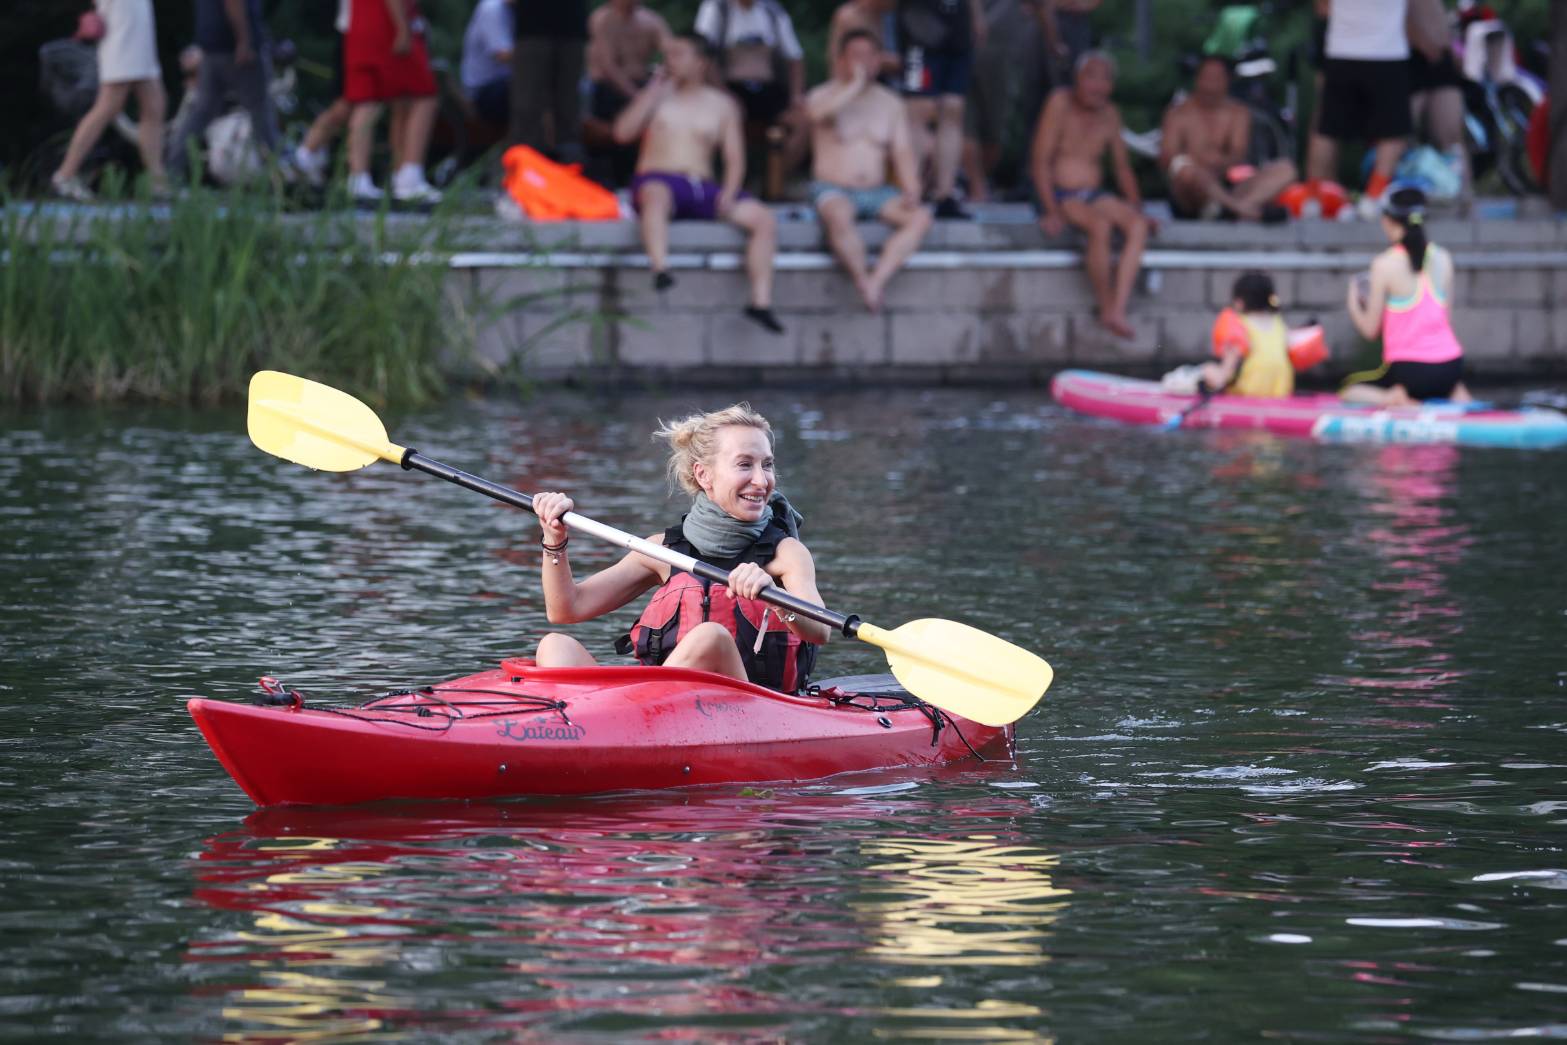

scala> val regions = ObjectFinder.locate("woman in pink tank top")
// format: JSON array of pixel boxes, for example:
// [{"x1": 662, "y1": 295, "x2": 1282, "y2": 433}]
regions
[{"x1": 1343, "y1": 184, "x2": 1472, "y2": 406}]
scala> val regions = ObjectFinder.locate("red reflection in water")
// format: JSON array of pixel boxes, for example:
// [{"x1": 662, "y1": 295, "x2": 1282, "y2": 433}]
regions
[
  {"x1": 187, "y1": 790, "x2": 1063, "y2": 1040},
  {"x1": 1331, "y1": 445, "x2": 1472, "y2": 710}
]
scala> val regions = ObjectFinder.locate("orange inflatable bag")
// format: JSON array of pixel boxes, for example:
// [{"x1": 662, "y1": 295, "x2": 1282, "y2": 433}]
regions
[
  {"x1": 1211, "y1": 307, "x2": 1250, "y2": 357},
  {"x1": 501, "y1": 145, "x2": 620, "y2": 221},
  {"x1": 1286, "y1": 324, "x2": 1328, "y2": 371},
  {"x1": 1276, "y1": 180, "x2": 1349, "y2": 219}
]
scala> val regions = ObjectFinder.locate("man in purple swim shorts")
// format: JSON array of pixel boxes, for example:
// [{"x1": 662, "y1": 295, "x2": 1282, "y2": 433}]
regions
[{"x1": 614, "y1": 33, "x2": 783, "y2": 333}]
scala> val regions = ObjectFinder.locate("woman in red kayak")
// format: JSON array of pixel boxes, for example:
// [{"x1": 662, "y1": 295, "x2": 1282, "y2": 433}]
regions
[
  {"x1": 530, "y1": 404, "x2": 830, "y2": 692},
  {"x1": 1342, "y1": 184, "x2": 1471, "y2": 406}
]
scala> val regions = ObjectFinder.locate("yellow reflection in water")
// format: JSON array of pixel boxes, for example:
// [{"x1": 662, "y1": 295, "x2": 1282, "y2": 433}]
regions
[
  {"x1": 211, "y1": 837, "x2": 414, "y2": 1042},
  {"x1": 858, "y1": 836, "x2": 1067, "y2": 1043},
  {"x1": 858, "y1": 836, "x2": 1071, "y2": 966},
  {"x1": 221, "y1": 971, "x2": 405, "y2": 1042}
]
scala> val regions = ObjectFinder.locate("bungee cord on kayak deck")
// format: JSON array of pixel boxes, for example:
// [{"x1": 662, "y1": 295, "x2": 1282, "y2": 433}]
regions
[{"x1": 811, "y1": 683, "x2": 993, "y2": 761}]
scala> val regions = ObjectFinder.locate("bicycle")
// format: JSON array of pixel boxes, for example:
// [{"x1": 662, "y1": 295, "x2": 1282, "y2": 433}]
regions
[
  {"x1": 1454, "y1": 9, "x2": 1544, "y2": 195},
  {"x1": 1119, "y1": 3, "x2": 1299, "y2": 171}
]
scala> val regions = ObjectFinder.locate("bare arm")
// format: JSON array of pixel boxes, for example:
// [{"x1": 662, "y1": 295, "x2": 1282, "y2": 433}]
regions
[
  {"x1": 890, "y1": 98, "x2": 920, "y2": 201},
  {"x1": 765, "y1": 539, "x2": 832, "y2": 646},
  {"x1": 1348, "y1": 254, "x2": 1392, "y2": 340},
  {"x1": 1109, "y1": 112, "x2": 1140, "y2": 207},
  {"x1": 612, "y1": 72, "x2": 668, "y2": 144},
  {"x1": 542, "y1": 543, "x2": 666, "y2": 624},
  {"x1": 382, "y1": 0, "x2": 410, "y2": 50},
  {"x1": 531, "y1": 490, "x2": 664, "y2": 623},
  {"x1": 1157, "y1": 105, "x2": 1183, "y2": 171},
  {"x1": 1212, "y1": 345, "x2": 1244, "y2": 389},
  {"x1": 1407, "y1": 0, "x2": 1450, "y2": 63},
  {"x1": 1029, "y1": 92, "x2": 1068, "y2": 223},
  {"x1": 827, "y1": 8, "x2": 847, "y2": 65},
  {"x1": 1434, "y1": 247, "x2": 1455, "y2": 308},
  {"x1": 1035, "y1": 0, "x2": 1065, "y2": 56},
  {"x1": 970, "y1": 0, "x2": 988, "y2": 47},
  {"x1": 719, "y1": 96, "x2": 746, "y2": 202},
  {"x1": 1223, "y1": 106, "x2": 1251, "y2": 168},
  {"x1": 787, "y1": 58, "x2": 805, "y2": 104},
  {"x1": 224, "y1": 0, "x2": 253, "y2": 62},
  {"x1": 587, "y1": 13, "x2": 636, "y2": 98},
  {"x1": 805, "y1": 67, "x2": 869, "y2": 124}
]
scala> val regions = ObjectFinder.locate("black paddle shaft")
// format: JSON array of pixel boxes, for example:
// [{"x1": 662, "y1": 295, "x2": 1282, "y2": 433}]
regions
[{"x1": 401, "y1": 450, "x2": 861, "y2": 637}]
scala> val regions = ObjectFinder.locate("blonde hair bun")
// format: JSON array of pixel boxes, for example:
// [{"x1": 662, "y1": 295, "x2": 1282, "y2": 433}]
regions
[{"x1": 653, "y1": 403, "x2": 774, "y2": 496}]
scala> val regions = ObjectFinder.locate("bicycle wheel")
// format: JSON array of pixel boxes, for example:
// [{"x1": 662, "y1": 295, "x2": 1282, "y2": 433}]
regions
[
  {"x1": 14, "y1": 130, "x2": 73, "y2": 194},
  {"x1": 1245, "y1": 104, "x2": 1294, "y2": 168},
  {"x1": 1491, "y1": 85, "x2": 1539, "y2": 195}
]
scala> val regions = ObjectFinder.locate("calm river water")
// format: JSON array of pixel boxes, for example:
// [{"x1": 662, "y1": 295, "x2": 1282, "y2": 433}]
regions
[{"x1": 3, "y1": 389, "x2": 1565, "y2": 1042}]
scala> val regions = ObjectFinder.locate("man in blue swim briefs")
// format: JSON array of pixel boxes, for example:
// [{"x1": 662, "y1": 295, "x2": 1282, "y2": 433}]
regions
[
  {"x1": 1029, "y1": 51, "x2": 1153, "y2": 339},
  {"x1": 613, "y1": 32, "x2": 784, "y2": 333},
  {"x1": 806, "y1": 28, "x2": 933, "y2": 312}
]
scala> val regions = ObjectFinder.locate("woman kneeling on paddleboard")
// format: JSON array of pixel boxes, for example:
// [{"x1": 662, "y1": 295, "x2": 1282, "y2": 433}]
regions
[
  {"x1": 530, "y1": 404, "x2": 830, "y2": 691},
  {"x1": 1342, "y1": 184, "x2": 1472, "y2": 406}
]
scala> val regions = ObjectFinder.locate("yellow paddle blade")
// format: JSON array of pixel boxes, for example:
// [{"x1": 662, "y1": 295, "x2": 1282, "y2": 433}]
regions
[
  {"x1": 856, "y1": 619, "x2": 1052, "y2": 727},
  {"x1": 247, "y1": 371, "x2": 406, "y2": 472}
]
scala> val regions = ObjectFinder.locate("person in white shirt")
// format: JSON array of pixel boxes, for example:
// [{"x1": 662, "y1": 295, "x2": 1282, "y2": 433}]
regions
[
  {"x1": 694, "y1": 0, "x2": 809, "y2": 177},
  {"x1": 51, "y1": 0, "x2": 168, "y2": 200},
  {"x1": 1306, "y1": 0, "x2": 1410, "y2": 206},
  {"x1": 460, "y1": 0, "x2": 513, "y2": 127}
]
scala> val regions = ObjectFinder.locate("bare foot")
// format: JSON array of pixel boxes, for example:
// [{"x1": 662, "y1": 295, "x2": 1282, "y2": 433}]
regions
[
  {"x1": 1385, "y1": 385, "x2": 1415, "y2": 408},
  {"x1": 858, "y1": 275, "x2": 882, "y2": 313},
  {"x1": 1451, "y1": 381, "x2": 1473, "y2": 404},
  {"x1": 1099, "y1": 311, "x2": 1136, "y2": 339}
]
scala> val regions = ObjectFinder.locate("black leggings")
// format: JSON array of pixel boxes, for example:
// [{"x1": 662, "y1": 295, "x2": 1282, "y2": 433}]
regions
[{"x1": 1372, "y1": 358, "x2": 1465, "y2": 400}]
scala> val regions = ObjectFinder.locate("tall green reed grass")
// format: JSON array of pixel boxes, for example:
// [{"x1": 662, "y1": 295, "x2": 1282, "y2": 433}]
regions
[{"x1": 1, "y1": 184, "x2": 493, "y2": 405}]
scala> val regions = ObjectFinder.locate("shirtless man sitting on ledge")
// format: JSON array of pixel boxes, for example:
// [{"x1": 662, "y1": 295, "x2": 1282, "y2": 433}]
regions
[
  {"x1": 1030, "y1": 51, "x2": 1154, "y2": 339},
  {"x1": 613, "y1": 33, "x2": 784, "y2": 333},
  {"x1": 1159, "y1": 54, "x2": 1296, "y2": 222},
  {"x1": 806, "y1": 28, "x2": 933, "y2": 312}
]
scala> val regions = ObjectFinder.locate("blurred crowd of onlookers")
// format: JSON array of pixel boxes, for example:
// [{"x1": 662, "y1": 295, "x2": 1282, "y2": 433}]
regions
[
  {"x1": 40, "y1": 2, "x2": 1548, "y2": 215},
  {"x1": 35, "y1": 1, "x2": 1551, "y2": 337}
]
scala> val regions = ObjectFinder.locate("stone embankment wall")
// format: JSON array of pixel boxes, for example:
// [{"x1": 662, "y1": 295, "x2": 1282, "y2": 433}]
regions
[{"x1": 455, "y1": 217, "x2": 1567, "y2": 385}]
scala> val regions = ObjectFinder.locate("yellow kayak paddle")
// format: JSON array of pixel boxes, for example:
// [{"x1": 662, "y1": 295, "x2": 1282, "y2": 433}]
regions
[{"x1": 247, "y1": 371, "x2": 1053, "y2": 726}]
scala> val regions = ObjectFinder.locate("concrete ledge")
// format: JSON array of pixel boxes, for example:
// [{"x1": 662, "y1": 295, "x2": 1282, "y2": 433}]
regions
[{"x1": 464, "y1": 214, "x2": 1567, "y2": 385}]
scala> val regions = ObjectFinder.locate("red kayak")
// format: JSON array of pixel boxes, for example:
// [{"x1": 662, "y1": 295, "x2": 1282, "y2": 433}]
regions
[{"x1": 188, "y1": 658, "x2": 1015, "y2": 807}]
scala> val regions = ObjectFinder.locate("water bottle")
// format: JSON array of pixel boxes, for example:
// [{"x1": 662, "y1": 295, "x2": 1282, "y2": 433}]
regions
[{"x1": 904, "y1": 46, "x2": 925, "y2": 93}]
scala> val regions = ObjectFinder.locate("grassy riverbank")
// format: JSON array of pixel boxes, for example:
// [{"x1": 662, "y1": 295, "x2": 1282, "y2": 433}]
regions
[{"x1": 1, "y1": 188, "x2": 481, "y2": 405}]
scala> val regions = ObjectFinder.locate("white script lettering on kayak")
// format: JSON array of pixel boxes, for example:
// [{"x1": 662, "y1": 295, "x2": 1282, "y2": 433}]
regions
[
  {"x1": 497, "y1": 718, "x2": 586, "y2": 742},
  {"x1": 1312, "y1": 412, "x2": 1460, "y2": 445}
]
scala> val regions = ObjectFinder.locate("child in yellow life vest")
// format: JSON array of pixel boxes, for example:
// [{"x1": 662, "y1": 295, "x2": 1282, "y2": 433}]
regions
[{"x1": 1199, "y1": 271, "x2": 1295, "y2": 398}]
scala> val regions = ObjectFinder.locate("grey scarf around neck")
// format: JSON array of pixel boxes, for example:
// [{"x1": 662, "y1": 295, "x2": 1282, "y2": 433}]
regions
[{"x1": 681, "y1": 492, "x2": 803, "y2": 560}]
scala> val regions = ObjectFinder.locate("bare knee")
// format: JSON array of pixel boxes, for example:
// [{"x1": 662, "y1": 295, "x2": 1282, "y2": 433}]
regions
[
  {"x1": 744, "y1": 204, "x2": 777, "y2": 239},
  {"x1": 911, "y1": 206, "x2": 935, "y2": 235},
  {"x1": 678, "y1": 621, "x2": 735, "y2": 655},
  {"x1": 536, "y1": 631, "x2": 595, "y2": 667},
  {"x1": 818, "y1": 197, "x2": 856, "y2": 235},
  {"x1": 637, "y1": 183, "x2": 672, "y2": 216},
  {"x1": 91, "y1": 84, "x2": 130, "y2": 118}
]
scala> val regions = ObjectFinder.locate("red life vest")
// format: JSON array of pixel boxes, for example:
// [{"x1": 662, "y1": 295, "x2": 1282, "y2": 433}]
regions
[{"x1": 620, "y1": 518, "x2": 819, "y2": 693}]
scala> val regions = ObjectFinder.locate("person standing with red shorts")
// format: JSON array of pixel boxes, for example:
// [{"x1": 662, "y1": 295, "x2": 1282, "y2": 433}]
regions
[{"x1": 343, "y1": 0, "x2": 442, "y2": 203}]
